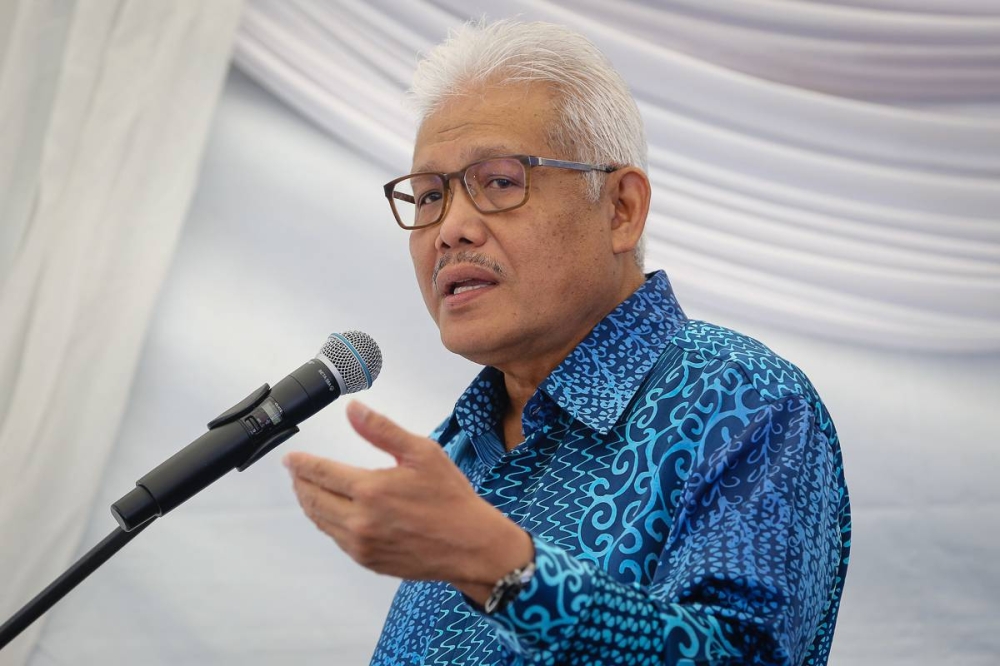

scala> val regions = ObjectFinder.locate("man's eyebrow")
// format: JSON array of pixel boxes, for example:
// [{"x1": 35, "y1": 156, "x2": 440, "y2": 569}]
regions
[{"x1": 412, "y1": 145, "x2": 518, "y2": 173}]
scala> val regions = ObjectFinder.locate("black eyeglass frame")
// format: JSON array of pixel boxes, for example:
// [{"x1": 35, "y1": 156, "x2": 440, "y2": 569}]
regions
[{"x1": 382, "y1": 155, "x2": 618, "y2": 230}]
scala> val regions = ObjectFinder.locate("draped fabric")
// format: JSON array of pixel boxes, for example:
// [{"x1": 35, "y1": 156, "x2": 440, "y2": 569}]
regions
[
  {"x1": 234, "y1": 0, "x2": 1000, "y2": 353},
  {"x1": 0, "y1": 2, "x2": 243, "y2": 664},
  {"x1": 3, "y1": 2, "x2": 998, "y2": 666}
]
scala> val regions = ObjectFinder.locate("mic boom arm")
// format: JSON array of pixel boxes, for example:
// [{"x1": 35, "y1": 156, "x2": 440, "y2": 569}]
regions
[{"x1": 0, "y1": 331, "x2": 382, "y2": 652}]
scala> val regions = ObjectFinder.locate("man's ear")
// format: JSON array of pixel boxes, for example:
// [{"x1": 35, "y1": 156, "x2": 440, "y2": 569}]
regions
[{"x1": 607, "y1": 167, "x2": 650, "y2": 257}]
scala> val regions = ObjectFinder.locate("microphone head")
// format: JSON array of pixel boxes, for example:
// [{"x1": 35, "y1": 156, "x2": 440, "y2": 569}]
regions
[{"x1": 318, "y1": 331, "x2": 383, "y2": 394}]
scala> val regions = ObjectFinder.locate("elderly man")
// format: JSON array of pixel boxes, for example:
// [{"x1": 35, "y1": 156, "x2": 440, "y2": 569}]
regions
[{"x1": 284, "y1": 20, "x2": 850, "y2": 666}]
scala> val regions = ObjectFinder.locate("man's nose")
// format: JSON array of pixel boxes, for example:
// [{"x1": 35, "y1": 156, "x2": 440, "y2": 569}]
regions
[{"x1": 435, "y1": 179, "x2": 487, "y2": 250}]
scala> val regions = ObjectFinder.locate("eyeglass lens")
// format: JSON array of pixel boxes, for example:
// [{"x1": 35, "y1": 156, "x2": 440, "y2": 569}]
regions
[{"x1": 391, "y1": 157, "x2": 528, "y2": 228}]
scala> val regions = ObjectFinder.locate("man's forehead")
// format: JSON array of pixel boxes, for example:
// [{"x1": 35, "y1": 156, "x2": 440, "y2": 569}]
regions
[
  {"x1": 411, "y1": 83, "x2": 558, "y2": 173},
  {"x1": 412, "y1": 143, "x2": 524, "y2": 173}
]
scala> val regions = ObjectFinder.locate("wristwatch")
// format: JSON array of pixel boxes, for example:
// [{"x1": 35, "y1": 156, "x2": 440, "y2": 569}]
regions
[{"x1": 483, "y1": 560, "x2": 536, "y2": 615}]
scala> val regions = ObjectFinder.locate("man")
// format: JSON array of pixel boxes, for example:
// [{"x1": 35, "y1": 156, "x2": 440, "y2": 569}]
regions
[{"x1": 284, "y1": 20, "x2": 850, "y2": 666}]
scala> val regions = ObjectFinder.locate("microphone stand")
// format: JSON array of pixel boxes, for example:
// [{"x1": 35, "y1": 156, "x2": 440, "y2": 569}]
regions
[
  {"x1": 0, "y1": 332, "x2": 382, "y2": 652},
  {"x1": 0, "y1": 382, "x2": 277, "y2": 650},
  {"x1": 0, "y1": 381, "x2": 291, "y2": 651},
  {"x1": 0, "y1": 520, "x2": 153, "y2": 650}
]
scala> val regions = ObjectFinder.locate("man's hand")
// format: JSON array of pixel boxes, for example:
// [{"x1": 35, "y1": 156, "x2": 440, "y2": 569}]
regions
[{"x1": 283, "y1": 401, "x2": 533, "y2": 604}]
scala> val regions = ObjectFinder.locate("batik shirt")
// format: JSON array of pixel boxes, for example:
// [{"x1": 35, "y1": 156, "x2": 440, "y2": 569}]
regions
[{"x1": 371, "y1": 271, "x2": 851, "y2": 666}]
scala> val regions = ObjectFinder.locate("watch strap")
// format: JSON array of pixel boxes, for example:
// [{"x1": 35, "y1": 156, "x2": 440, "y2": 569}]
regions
[{"x1": 483, "y1": 560, "x2": 536, "y2": 615}]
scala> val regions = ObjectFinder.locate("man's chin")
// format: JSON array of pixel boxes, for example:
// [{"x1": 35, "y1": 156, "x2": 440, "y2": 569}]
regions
[{"x1": 439, "y1": 326, "x2": 506, "y2": 367}]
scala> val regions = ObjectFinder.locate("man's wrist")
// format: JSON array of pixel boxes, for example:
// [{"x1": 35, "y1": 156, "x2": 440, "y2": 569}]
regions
[{"x1": 453, "y1": 520, "x2": 534, "y2": 606}]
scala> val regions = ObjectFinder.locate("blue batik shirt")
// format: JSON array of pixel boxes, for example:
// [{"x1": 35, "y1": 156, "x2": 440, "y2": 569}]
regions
[{"x1": 371, "y1": 271, "x2": 851, "y2": 666}]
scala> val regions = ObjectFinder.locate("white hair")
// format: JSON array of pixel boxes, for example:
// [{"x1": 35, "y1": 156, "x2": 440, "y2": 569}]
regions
[{"x1": 410, "y1": 19, "x2": 648, "y2": 267}]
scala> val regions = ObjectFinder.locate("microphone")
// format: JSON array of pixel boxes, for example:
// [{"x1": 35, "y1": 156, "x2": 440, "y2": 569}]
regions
[{"x1": 111, "y1": 331, "x2": 382, "y2": 531}]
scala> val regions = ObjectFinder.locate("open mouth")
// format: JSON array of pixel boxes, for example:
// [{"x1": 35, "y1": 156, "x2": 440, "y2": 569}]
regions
[
  {"x1": 434, "y1": 261, "x2": 502, "y2": 301},
  {"x1": 448, "y1": 278, "x2": 496, "y2": 296}
]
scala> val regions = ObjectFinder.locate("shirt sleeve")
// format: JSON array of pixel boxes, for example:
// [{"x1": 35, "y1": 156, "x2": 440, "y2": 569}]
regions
[{"x1": 475, "y1": 393, "x2": 845, "y2": 666}]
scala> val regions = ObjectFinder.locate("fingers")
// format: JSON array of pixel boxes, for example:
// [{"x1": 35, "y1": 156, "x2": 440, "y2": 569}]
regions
[
  {"x1": 346, "y1": 401, "x2": 428, "y2": 462},
  {"x1": 283, "y1": 451, "x2": 366, "y2": 497},
  {"x1": 290, "y1": 474, "x2": 354, "y2": 531},
  {"x1": 288, "y1": 468, "x2": 392, "y2": 574}
]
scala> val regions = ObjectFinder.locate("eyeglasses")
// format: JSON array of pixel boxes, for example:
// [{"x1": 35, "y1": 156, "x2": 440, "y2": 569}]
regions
[{"x1": 383, "y1": 155, "x2": 617, "y2": 230}]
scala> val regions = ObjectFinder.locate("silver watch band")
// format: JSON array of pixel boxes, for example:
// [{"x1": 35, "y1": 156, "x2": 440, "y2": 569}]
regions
[{"x1": 483, "y1": 560, "x2": 536, "y2": 615}]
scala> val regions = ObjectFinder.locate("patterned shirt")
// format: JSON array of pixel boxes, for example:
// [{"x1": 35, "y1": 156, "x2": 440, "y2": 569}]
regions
[{"x1": 371, "y1": 271, "x2": 851, "y2": 666}]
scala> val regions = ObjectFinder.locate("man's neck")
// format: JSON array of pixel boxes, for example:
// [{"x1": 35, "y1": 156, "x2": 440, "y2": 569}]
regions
[
  {"x1": 493, "y1": 266, "x2": 648, "y2": 450},
  {"x1": 499, "y1": 372, "x2": 537, "y2": 450}
]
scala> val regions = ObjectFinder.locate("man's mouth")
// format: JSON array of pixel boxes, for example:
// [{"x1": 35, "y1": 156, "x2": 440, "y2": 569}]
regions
[
  {"x1": 449, "y1": 279, "x2": 495, "y2": 295},
  {"x1": 433, "y1": 252, "x2": 505, "y2": 300},
  {"x1": 435, "y1": 263, "x2": 502, "y2": 299}
]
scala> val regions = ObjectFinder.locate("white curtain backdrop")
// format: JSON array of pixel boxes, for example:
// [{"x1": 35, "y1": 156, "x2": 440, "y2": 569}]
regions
[
  {"x1": 0, "y1": 1, "x2": 243, "y2": 664},
  {"x1": 234, "y1": 0, "x2": 1000, "y2": 353},
  {"x1": 2, "y1": 1, "x2": 998, "y2": 665}
]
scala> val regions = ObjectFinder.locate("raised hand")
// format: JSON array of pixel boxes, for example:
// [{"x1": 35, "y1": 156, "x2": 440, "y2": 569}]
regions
[{"x1": 284, "y1": 401, "x2": 533, "y2": 603}]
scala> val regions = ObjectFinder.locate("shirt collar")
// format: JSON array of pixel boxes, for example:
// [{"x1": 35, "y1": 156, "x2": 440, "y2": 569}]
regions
[
  {"x1": 453, "y1": 366, "x2": 506, "y2": 439},
  {"x1": 539, "y1": 270, "x2": 686, "y2": 433},
  {"x1": 452, "y1": 271, "x2": 687, "y2": 437}
]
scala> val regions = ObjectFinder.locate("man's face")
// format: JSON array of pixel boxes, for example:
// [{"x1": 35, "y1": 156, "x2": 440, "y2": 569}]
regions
[{"x1": 408, "y1": 83, "x2": 628, "y2": 374}]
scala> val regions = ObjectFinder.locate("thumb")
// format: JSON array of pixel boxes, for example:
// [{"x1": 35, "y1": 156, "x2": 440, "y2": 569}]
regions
[{"x1": 346, "y1": 401, "x2": 423, "y2": 462}]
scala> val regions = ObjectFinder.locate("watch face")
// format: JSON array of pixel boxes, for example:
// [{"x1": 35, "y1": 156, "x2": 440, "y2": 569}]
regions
[{"x1": 484, "y1": 561, "x2": 536, "y2": 615}]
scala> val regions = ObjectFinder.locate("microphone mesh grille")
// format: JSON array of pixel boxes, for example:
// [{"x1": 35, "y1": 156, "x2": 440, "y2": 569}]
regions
[{"x1": 320, "y1": 330, "x2": 383, "y2": 394}]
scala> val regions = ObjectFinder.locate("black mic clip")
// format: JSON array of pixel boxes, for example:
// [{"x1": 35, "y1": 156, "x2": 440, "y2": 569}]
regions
[
  {"x1": 206, "y1": 383, "x2": 272, "y2": 428},
  {"x1": 205, "y1": 383, "x2": 300, "y2": 472}
]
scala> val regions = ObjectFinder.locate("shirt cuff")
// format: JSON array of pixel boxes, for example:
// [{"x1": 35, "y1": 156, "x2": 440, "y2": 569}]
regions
[
  {"x1": 471, "y1": 535, "x2": 720, "y2": 664},
  {"x1": 474, "y1": 534, "x2": 595, "y2": 657}
]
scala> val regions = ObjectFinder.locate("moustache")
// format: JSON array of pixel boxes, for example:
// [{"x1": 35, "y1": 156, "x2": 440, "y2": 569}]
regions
[{"x1": 432, "y1": 251, "x2": 506, "y2": 289}]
